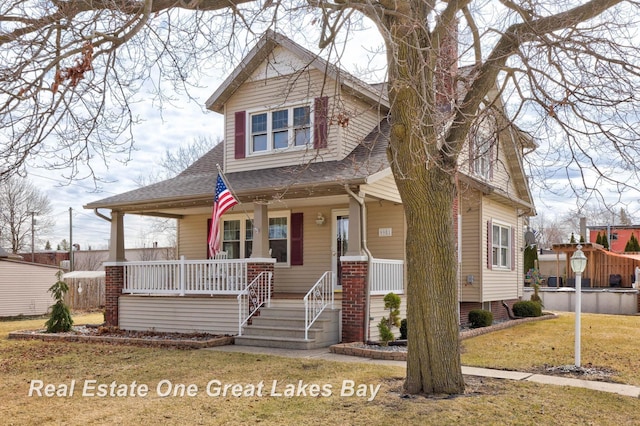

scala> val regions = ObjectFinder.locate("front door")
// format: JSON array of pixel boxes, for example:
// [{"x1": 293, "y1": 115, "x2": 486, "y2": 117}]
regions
[{"x1": 332, "y1": 209, "x2": 349, "y2": 288}]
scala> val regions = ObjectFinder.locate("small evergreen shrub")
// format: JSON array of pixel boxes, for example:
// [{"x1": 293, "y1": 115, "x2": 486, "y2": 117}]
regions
[
  {"x1": 377, "y1": 317, "x2": 394, "y2": 345},
  {"x1": 399, "y1": 318, "x2": 407, "y2": 340},
  {"x1": 468, "y1": 309, "x2": 493, "y2": 328},
  {"x1": 45, "y1": 271, "x2": 74, "y2": 333},
  {"x1": 383, "y1": 292, "x2": 401, "y2": 327},
  {"x1": 512, "y1": 300, "x2": 543, "y2": 317}
]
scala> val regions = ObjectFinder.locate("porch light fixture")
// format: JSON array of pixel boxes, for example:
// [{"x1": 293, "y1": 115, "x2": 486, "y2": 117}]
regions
[
  {"x1": 315, "y1": 212, "x2": 325, "y2": 226},
  {"x1": 570, "y1": 244, "x2": 587, "y2": 368}
]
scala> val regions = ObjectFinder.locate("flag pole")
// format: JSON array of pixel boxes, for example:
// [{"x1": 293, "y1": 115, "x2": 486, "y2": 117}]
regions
[
  {"x1": 215, "y1": 163, "x2": 254, "y2": 225},
  {"x1": 215, "y1": 163, "x2": 240, "y2": 201}
]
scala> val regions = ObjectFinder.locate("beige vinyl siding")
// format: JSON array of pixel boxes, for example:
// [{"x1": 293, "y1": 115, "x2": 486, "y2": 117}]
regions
[
  {"x1": 119, "y1": 295, "x2": 238, "y2": 334},
  {"x1": 275, "y1": 204, "x2": 338, "y2": 293},
  {"x1": 224, "y1": 69, "x2": 341, "y2": 173},
  {"x1": 459, "y1": 189, "x2": 482, "y2": 302},
  {"x1": 490, "y1": 130, "x2": 517, "y2": 196},
  {"x1": 458, "y1": 124, "x2": 524, "y2": 202},
  {"x1": 178, "y1": 214, "x2": 211, "y2": 260},
  {"x1": 365, "y1": 200, "x2": 405, "y2": 261},
  {"x1": 248, "y1": 46, "x2": 315, "y2": 82},
  {"x1": 482, "y1": 199, "x2": 520, "y2": 301},
  {"x1": 516, "y1": 214, "x2": 525, "y2": 298},
  {"x1": 368, "y1": 294, "x2": 407, "y2": 342},
  {"x1": 223, "y1": 45, "x2": 385, "y2": 173},
  {"x1": 338, "y1": 94, "x2": 387, "y2": 160},
  {"x1": 361, "y1": 172, "x2": 402, "y2": 203},
  {"x1": 0, "y1": 261, "x2": 58, "y2": 316}
]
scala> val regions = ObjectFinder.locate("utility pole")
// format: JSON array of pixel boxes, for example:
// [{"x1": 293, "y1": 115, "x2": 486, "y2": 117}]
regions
[
  {"x1": 69, "y1": 207, "x2": 74, "y2": 271},
  {"x1": 30, "y1": 211, "x2": 35, "y2": 263}
]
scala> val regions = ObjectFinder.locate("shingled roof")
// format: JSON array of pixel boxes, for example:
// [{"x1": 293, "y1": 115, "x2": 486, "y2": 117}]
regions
[{"x1": 84, "y1": 118, "x2": 391, "y2": 211}]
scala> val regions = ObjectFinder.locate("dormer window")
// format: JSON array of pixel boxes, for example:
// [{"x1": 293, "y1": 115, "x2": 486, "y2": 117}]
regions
[{"x1": 249, "y1": 104, "x2": 311, "y2": 154}]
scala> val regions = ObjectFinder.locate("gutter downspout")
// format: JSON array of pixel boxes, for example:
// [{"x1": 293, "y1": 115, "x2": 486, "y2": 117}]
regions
[
  {"x1": 344, "y1": 185, "x2": 373, "y2": 342},
  {"x1": 94, "y1": 208, "x2": 112, "y2": 222}
]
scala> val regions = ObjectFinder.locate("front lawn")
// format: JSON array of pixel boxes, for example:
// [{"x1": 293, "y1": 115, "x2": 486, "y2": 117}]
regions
[{"x1": 2, "y1": 312, "x2": 640, "y2": 425}]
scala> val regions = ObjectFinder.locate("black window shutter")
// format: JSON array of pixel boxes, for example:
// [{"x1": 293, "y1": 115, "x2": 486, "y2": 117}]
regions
[
  {"x1": 235, "y1": 111, "x2": 246, "y2": 159},
  {"x1": 487, "y1": 220, "x2": 493, "y2": 270},
  {"x1": 290, "y1": 213, "x2": 304, "y2": 266},
  {"x1": 313, "y1": 97, "x2": 328, "y2": 149}
]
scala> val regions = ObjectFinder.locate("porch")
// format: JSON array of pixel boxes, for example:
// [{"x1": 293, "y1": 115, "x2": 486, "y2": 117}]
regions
[{"x1": 105, "y1": 256, "x2": 404, "y2": 348}]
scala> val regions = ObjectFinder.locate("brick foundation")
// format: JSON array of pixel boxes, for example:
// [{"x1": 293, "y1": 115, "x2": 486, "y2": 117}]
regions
[
  {"x1": 459, "y1": 298, "x2": 519, "y2": 325},
  {"x1": 105, "y1": 265, "x2": 124, "y2": 327},
  {"x1": 341, "y1": 260, "x2": 368, "y2": 343}
]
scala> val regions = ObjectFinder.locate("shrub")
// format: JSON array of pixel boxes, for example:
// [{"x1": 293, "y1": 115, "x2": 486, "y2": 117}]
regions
[
  {"x1": 45, "y1": 271, "x2": 74, "y2": 333},
  {"x1": 468, "y1": 309, "x2": 493, "y2": 328},
  {"x1": 512, "y1": 300, "x2": 543, "y2": 317},
  {"x1": 399, "y1": 318, "x2": 407, "y2": 340},
  {"x1": 383, "y1": 292, "x2": 401, "y2": 327},
  {"x1": 377, "y1": 317, "x2": 394, "y2": 345}
]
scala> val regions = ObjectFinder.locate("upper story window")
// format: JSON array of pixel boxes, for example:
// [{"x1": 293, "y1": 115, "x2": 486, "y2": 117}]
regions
[
  {"x1": 249, "y1": 104, "x2": 312, "y2": 154},
  {"x1": 233, "y1": 97, "x2": 328, "y2": 160},
  {"x1": 470, "y1": 113, "x2": 497, "y2": 180}
]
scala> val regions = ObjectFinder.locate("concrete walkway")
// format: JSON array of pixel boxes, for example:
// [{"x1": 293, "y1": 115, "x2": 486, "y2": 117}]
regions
[{"x1": 205, "y1": 345, "x2": 640, "y2": 398}]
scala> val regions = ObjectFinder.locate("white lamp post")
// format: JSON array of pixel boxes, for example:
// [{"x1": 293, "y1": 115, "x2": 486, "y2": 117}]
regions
[{"x1": 570, "y1": 244, "x2": 587, "y2": 368}]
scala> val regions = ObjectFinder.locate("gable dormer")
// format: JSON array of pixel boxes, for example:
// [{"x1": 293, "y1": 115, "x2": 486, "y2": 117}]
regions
[{"x1": 206, "y1": 31, "x2": 389, "y2": 174}]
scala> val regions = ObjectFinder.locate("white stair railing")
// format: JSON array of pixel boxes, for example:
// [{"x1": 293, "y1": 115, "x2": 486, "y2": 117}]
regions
[
  {"x1": 304, "y1": 271, "x2": 334, "y2": 340},
  {"x1": 237, "y1": 271, "x2": 273, "y2": 336}
]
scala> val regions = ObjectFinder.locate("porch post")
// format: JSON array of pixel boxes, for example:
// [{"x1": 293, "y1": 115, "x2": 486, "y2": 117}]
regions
[
  {"x1": 346, "y1": 196, "x2": 363, "y2": 256},
  {"x1": 341, "y1": 258, "x2": 368, "y2": 342},
  {"x1": 105, "y1": 210, "x2": 125, "y2": 327},
  {"x1": 105, "y1": 265, "x2": 124, "y2": 327},
  {"x1": 108, "y1": 210, "x2": 125, "y2": 262},
  {"x1": 251, "y1": 203, "x2": 270, "y2": 258}
]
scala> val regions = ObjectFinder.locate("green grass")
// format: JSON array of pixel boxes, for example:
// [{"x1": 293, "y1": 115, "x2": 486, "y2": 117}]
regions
[{"x1": 3, "y1": 311, "x2": 640, "y2": 425}]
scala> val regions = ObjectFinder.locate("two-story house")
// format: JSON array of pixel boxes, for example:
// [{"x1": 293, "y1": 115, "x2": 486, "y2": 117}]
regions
[{"x1": 86, "y1": 30, "x2": 535, "y2": 348}]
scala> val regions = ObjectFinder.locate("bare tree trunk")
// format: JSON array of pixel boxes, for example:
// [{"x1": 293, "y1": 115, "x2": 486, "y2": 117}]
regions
[
  {"x1": 394, "y1": 153, "x2": 464, "y2": 395},
  {"x1": 384, "y1": 3, "x2": 465, "y2": 395}
]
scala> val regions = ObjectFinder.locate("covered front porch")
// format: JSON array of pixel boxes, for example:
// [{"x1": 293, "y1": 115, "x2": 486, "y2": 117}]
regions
[{"x1": 104, "y1": 255, "x2": 404, "y2": 345}]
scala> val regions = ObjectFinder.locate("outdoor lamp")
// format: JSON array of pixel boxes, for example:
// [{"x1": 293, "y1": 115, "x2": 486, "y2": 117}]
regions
[
  {"x1": 570, "y1": 244, "x2": 587, "y2": 368},
  {"x1": 570, "y1": 245, "x2": 587, "y2": 274}
]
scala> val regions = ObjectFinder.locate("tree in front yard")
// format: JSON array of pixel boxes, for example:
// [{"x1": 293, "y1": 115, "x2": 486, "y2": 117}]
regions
[{"x1": 2, "y1": 0, "x2": 640, "y2": 396}]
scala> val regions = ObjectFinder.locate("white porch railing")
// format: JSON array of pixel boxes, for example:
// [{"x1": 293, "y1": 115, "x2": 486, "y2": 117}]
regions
[
  {"x1": 237, "y1": 271, "x2": 273, "y2": 335},
  {"x1": 304, "y1": 271, "x2": 334, "y2": 340},
  {"x1": 370, "y1": 258, "x2": 404, "y2": 295},
  {"x1": 122, "y1": 256, "x2": 248, "y2": 295}
]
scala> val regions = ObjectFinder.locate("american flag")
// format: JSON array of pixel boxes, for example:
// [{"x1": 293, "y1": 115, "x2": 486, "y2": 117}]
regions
[{"x1": 208, "y1": 174, "x2": 238, "y2": 257}]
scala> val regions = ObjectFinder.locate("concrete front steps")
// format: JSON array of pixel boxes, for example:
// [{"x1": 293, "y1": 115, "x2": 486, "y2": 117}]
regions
[{"x1": 235, "y1": 298, "x2": 340, "y2": 350}]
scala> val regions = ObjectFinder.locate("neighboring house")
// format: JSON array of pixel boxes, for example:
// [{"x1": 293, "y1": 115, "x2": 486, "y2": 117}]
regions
[
  {"x1": 85, "y1": 31, "x2": 535, "y2": 347},
  {"x1": 0, "y1": 247, "x2": 59, "y2": 317},
  {"x1": 588, "y1": 225, "x2": 640, "y2": 253}
]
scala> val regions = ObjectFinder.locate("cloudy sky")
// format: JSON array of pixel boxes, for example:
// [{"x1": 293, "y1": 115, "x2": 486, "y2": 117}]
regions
[{"x1": 30, "y1": 89, "x2": 223, "y2": 251}]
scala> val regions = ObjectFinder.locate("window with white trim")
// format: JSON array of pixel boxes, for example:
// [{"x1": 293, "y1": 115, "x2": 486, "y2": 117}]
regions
[
  {"x1": 249, "y1": 104, "x2": 311, "y2": 154},
  {"x1": 471, "y1": 113, "x2": 497, "y2": 180},
  {"x1": 492, "y1": 223, "x2": 511, "y2": 269},
  {"x1": 221, "y1": 213, "x2": 291, "y2": 265}
]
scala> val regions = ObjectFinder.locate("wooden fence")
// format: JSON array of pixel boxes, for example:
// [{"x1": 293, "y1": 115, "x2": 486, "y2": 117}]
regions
[{"x1": 63, "y1": 277, "x2": 105, "y2": 311}]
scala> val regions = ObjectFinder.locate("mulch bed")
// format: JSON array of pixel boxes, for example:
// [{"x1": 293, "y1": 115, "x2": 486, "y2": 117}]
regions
[
  {"x1": 7, "y1": 325, "x2": 234, "y2": 349},
  {"x1": 330, "y1": 313, "x2": 558, "y2": 362}
]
